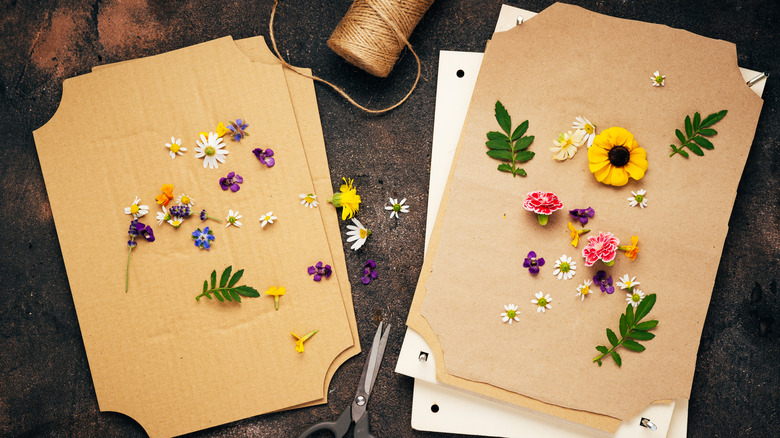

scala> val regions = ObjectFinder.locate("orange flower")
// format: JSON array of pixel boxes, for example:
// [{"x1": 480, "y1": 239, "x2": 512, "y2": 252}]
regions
[
  {"x1": 619, "y1": 236, "x2": 639, "y2": 260},
  {"x1": 156, "y1": 184, "x2": 174, "y2": 206}
]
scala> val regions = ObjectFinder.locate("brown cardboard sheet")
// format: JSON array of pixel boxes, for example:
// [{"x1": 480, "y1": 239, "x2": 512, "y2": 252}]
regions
[
  {"x1": 407, "y1": 3, "x2": 763, "y2": 432},
  {"x1": 34, "y1": 37, "x2": 357, "y2": 437}
]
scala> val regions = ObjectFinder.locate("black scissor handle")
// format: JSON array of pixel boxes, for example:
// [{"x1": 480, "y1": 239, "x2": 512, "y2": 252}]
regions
[
  {"x1": 298, "y1": 406, "x2": 351, "y2": 438},
  {"x1": 352, "y1": 411, "x2": 376, "y2": 438}
]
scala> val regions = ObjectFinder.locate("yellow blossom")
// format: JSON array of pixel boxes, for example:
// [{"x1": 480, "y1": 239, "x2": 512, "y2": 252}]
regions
[
  {"x1": 265, "y1": 286, "x2": 286, "y2": 310},
  {"x1": 328, "y1": 177, "x2": 361, "y2": 220},
  {"x1": 619, "y1": 236, "x2": 639, "y2": 260},
  {"x1": 588, "y1": 127, "x2": 647, "y2": 186},
  {"x1": 568, "y1": 222, "x2": 590, "y2": 247},
  {"x1": 291, "y1": 330, "x2": 319, "y2": 353}
]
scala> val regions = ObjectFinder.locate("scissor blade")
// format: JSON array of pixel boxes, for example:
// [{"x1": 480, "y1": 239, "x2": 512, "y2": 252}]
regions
[{"x1": 352, "y1": 321, "x2": 390, "y2": 423}]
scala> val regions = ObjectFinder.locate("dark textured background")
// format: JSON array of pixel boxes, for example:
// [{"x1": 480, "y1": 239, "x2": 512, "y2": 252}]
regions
[{"x1": 1, "y1": 1, "x2": 777, "y2": 437}]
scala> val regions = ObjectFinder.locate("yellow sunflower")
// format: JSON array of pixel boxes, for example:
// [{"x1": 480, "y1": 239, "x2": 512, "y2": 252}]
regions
[{"x1": 588, "y1": 127, "x2": 647, "y2": 186}]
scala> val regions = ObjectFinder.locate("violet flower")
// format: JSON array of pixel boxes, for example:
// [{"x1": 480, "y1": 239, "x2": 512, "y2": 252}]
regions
[
  {"x1": 593, "y1": 270, "x2": 614, "y2": 294},
  {"x1": 361, "y1": 259, "x2": 378, "y2": 284},
  {"x1": 252, "y1": 148, "x2": 275, "y2": 167},
  {"x1": 307, "y1": 261, "x2": 333, "y2": 282},
  {"x1": 522, "y1": 251, "x2": 545, "y2": 274},
  {"x1": 569, "y1": 207, "x2": 595, "y2": 225},
  {"x1": 169, "y1": 205, "x2": 191, "y2": 218},
  {"x1": 219, "y1": 171, "x2": 243, "y2": 192}
]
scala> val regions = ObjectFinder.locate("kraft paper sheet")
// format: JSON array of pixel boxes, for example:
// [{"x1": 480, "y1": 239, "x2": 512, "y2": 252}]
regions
[
  {"x1": 34, "y1": 37, "x2": 358, "y2": 437},
  {"x1": 407, "y1": 3, "x2": 762, "y2": 432}
]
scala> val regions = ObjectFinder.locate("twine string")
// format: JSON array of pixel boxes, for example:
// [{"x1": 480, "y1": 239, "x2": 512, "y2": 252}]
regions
[{"x1": 269, "y1": 0, "x2": 425, "y2": 115}]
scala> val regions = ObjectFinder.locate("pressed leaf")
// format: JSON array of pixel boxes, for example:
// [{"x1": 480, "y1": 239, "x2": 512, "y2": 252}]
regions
[
  {"x1": 634, "y1": 294, "x2": 657, "y2": 322},
  {"x1": 228, "y1": 269, "x2": 244, "y2": 288},
  {"x1": 487, "y1": 131, "x2": 509, "y2": 141},
  {"x1": 611, "y1": 351, "x2": 622, "y2": 367},
  {"x1": 214, "y1": 290, "x2": 224, "y2": 302},
  {"x1": 699, "y1": 128, "x2": 717, "y2": 136},
  {"x1": 514, "y1": 151, "x2": 535, "y2": 162},
  {"x1": 619, "y1": 314, "x2": 628, "y2": 337},
  {"x1": 693, "y1": 112, "x2": 701, "y2": 130},
  {"x1": 486, "y1": 139, "x2": 512, "y2": 150},
  {"x1": 596, "y1": 345, "x2": 609, "y2": 354},
  {"x1": 634, "y1": 320, "x2": 659, "y2": 331},
  {"x1": 230, "y1": 290, "x2": 241, "y2": 302},
  {"x1": 693, "y1": 136, "x2": 714, "y2": 150},
  {"x1": 203, "y1": 280, "x2": 207, "y2": 294},
  {"x1": 701, "y1": 109, "x2": 727, "y2": 128},
  {"x1": 687, "y1": 141, "x2": 704, "y2": 156},
  {"x1": 622, "y1": 339, "x2": 646, "y2": 352},
  {"x1": 596, "y1": 359, "x2": 602, "y2": 367},
  {"x1": 626, "y1": 304, "x2": 634, "y2": 326},
  {"x1": 513, "y1": 168, "x2": 527, "y2": 177},
  {"x1": 511, "y1": 120, "x2": 529, "y2": 140},
  {"x1": 629, "y1": 330, "x2": 656, "y2": 341},
  {"x1": 495, "y1": 101, "x2": 511, "y2": 135},
  {"x1": 220, "y1": 266, "x2": 232, "y2": 288},
  {"x1": 210, "y1": 270, "x2": 217, "y2": 290},
  {"x1": 675, "y1": 129, "x2": 686, "y2": 144},
  {"x1": 514, "y1": 136, "x2": 534, "y2": 151},
  {"x1": 685, "y1": 115, "x2": 693, "y2": 138},
  {"x1": 497, "y1": 163, "x2": 513, "y2": 173},
  {"x1": 234, "y1": 286, "x2": 260, "y2": 297},
  {"x1": 677, "y1": 148, "x2": 689, "y2": 158},
  {"x1": 223, "y1": 291, "x2": 233, "y2": 302},
  {"x1": 607, "y1": 328, "x2": 619, "y2": 347},
  {"x1": 486, "y1": 150, "x2": 513, "y2": 161}
]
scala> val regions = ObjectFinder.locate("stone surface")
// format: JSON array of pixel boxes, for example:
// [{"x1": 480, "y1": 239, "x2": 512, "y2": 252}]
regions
[{"x1": 0, "y1": 1, "x2": 777, "y2": 437}]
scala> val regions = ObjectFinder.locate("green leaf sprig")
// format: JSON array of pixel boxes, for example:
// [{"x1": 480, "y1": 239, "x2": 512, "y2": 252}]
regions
[
  {"x1": 669, "y1": 110, "x2": 727, "y2": 158},
  {"x1": 195, "y1": 266, "x2": 260, "y2": 303},
  {"x1": 486, "y1": 100, "x2": 535, "y2": 177},
  {"x1": 593, "y1": 293, "x2": 658, "y2": 367}
]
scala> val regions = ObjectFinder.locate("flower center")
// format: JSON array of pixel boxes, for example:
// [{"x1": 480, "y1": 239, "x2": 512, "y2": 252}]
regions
[
  {"x1": 170, "y1": 144, "x2": 180, "y2": 153},
  {"x1": 182, "y1": 196, "x2": 190, "y2": 204},
  {"x1": 305, "y1": 195, "x2": 314, "y2": 203},
  {"x1": 559, "y1": 262, "x2": 570, "y2": 272},
  {"x1": 585, "y1": 124, "x2": 594, "y2": 135},
  {"x1": 608, "y1": 145, "x2": 631, "y2": 167},
  {"x1": 529, "y1": 257, "x2": 538, "y2": 266},
  {"x1": 632, "y1": 293, "x2": 641, "y2": 302},
  {"x1": 635, "y1": 195, "x2": 643, "y2": 202},
  {"x1": 205, "y1": 146, "x2": 216, "y2": 156},
  {"x1": 229, "y1": 217, "x2": 236, "y2": 224},
  {"x1": 130, "y1": 205, "x2": 139, "y2": 214},
  {"x1": 537, "y1": 298, "x2": 547, "y2": 307},
  {"x1": 655, "y1": 76, "x2": 663, "y2": 84},
  {"x1": 393, "y1": 204, "x2": 401, "y2": 212},
  {"x1": 359, "y1": 229, "x2": 368, "y2": 239},
  {"x1": 506, "y1": 309, "x2": 516, "y2": 318},
  {"x1": 581, "y1": 286, "x2": 590, "y2": 295}
]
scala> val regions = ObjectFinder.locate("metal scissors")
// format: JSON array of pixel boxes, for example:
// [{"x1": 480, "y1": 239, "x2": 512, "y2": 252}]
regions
[{"x1": 298, "y1": 321, "x2": 391, "y2": 438}]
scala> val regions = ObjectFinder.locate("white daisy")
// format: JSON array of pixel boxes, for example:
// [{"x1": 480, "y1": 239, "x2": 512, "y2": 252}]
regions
[
  {"x1": 651, "y1": 71, "x2": 665, "y2": 87},
  {"x1": 194, "y1": 132, "x2": 229, "y2": 169},
  {"x1": 501, "y1": 304, "x2": 520, "y2": 324},
  {"x1": 226, "y1": 210, "x2": 242, "y2": 227},
  {"x1": 177, "y1": 193, "x2": 195, "y2": 207},
  {"x1": 156, "y1": 205, "x2": 170, "y2": 225},
  {"x1": 628, "y1": 189, "x2": 648, "y2": 208},
  {"x1": 385, "y1": 198, "x2": 409, "y2": 219},
  {"x1": 552, "y1": 254, "x2": 576, "y2": 280},
  {"x1": 345, "y1": 218, "x2": 371, "y2": 251},
  {"x1": 167, "y1": 216, "x2": 185, "y2": 229},
  {"x1": 124, "y1": 196, "x2": 149, "y2": 219},
  {"x1": 165, "y1": 136, "x2": 186, "y2": 159},
  {"x1": 572, "y1": 116, "x2": 596, "y2": 147},
  {"x1": 531, "y1": 291, "x2": 552, "y2": 313},
  {"x1": 259, "y1": 211, "x2": 277, "y2": 228},
  {"x1": 550, "y1": 130, "x2": 585, "y2": 160},
  {"x1": 576, "y1": 279, "x2": 593, "y2": 301},
  {"x1": 300, "y1": 193, "x2": 318, "y2": 208},
  {"x1": 626, "y1": 289, "x2": 646, "y2": 308},
  {"x1": 616, "y1": 274, "x2": 640, "y2": 291}
]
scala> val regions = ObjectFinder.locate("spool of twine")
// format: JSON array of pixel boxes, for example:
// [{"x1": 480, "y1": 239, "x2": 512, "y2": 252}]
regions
[{"x1": 327, "y1": 0, "x2": 436, "y2": 78}]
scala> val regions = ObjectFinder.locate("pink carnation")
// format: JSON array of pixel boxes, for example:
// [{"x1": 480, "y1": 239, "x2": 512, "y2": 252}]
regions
[
  {"x1": 523, "y1": 191, "x2": 563, "y2": 215},
  {"x1": 582, "y1": 231, "x2": 620, "y2": 266}
]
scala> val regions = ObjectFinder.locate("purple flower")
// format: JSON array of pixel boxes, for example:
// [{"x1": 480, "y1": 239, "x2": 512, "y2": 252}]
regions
[
  {"x1": 169, "y1": 205, "x2": 191, "y2": 218},
  {"x1": 219, "y1": 171, "x2": 243, "y2": 192},
  {"x1": 593, "y1": 270, "x2": 614, "y2": 294},
  {"x1": 569, "y1": 207, "x2": 595, "y2": 225},
  {"x1": 522, "y1": 251, "x2": 545, "y2": 274},
  {"x1": 200, "y1": 209, "x2": 208, "y2": 221},
  {"x1": 128, "y1": 219, "x2": 154, "y2": 245},
  {"x1": 252, "y1": 148, "x2": 275, "y2": 167},
  {"x1": 192, "y1": 227, "x2": 215, "y2": 250},
  {"x1": 307, "y1": 261, "x2": 333, "y2": 281},
  {"x1": 361, "y1": 259, "x2": 378, "y2": 284},
  {"x1": 227, "y1": 119, "x2": 249, "y2": 141}
]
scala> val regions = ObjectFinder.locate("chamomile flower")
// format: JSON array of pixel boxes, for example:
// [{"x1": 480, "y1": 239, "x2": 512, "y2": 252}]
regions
[
  {"x1": 165, "y1": 137, "x2": 186, "y2": 159},
  {"x1": 501, "y1": 304, "x2": 520, "y2": 324},
  {"x1": 124, "y1": 197, "x2": 149, "y2": 219},
  {"x1": 553, "y1": 255, "x2": 576, "y2": 280},
  {"x1": 551, "y1": 130, "x2": 585, "y2": 160},
  {"x1": 259, "y1": 212, "x2": 277, "y2": 228},
  {"x1": 576, "y1": 279, "x2": 593, "y2": 301},
  {"x1": 385, "y1": 198, "x2": 409, "y2": 218},
  {"x1": 226, "y1": 210, "x2": 242, "y2": 227},
  {"x1": 156, "y1": 205, "x2": 171, "y2": 225},
  {"x1": 167, "y1": 215, "x2": 185, "y2": 229},
  {"x1": 177, "y1": 193, "x2": 195, "y2": 207},
  {"x1": 345, "y1": 218, "x2": 371, "y2": 251},
  {"x1": 616, "y1": 274, "x2": 640, "y2": 291},
  {"x1": 531, "y1": 291, "x2": 552, "y2": 313},
  {"x1": 572, "y1": 116, "x2": 597, "y2": 147},
  {"x1": 628, "y1": 189, "x2": 648, "y2": 208},
  {"x1": 194, "y1": 132, "x2": 229, "y2": 169},
  {"x1": 300, "y1": 193, "x2": 318, "y2": 208},
  {"x1": 651, "y1": 71, "x2": 665, "y2": 87},
  {"x1": 626, "y1": 289, "x2": 645, "y2": 308}
]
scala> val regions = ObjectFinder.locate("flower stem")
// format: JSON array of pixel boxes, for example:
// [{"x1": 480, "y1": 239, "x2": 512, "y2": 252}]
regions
[{"x1": 125, "y1": 246, "x2": 133, "y2": 293}]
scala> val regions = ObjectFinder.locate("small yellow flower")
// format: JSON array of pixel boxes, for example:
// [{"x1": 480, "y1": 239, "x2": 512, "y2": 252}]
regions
[
  {"x1": 199, "y1": 122, "x2": 230, "y2": 139},
  {"x1": 588, "y1": 127, "x2": 647, "y2": 186},
  {"x1": 291, "y1": 330, "x2": 319, "y2": 353},
  {"x1": 265, "y1": 286, "x2": 286, "y2": 310},
  {"x1": 568, "y1": 222, "x2": 590, "y2": 247},
  {"x1": 328, "y1": 178, "x2": 361, "y2": 220},
  {"x1": 619, "y1": 235, "x2": 639, "y2": 260}
]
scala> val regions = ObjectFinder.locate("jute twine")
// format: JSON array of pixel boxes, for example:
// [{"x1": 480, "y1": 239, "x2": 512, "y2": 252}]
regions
[{"x1": 269, "y1": 0, "x2": 435, "y2": 114}]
